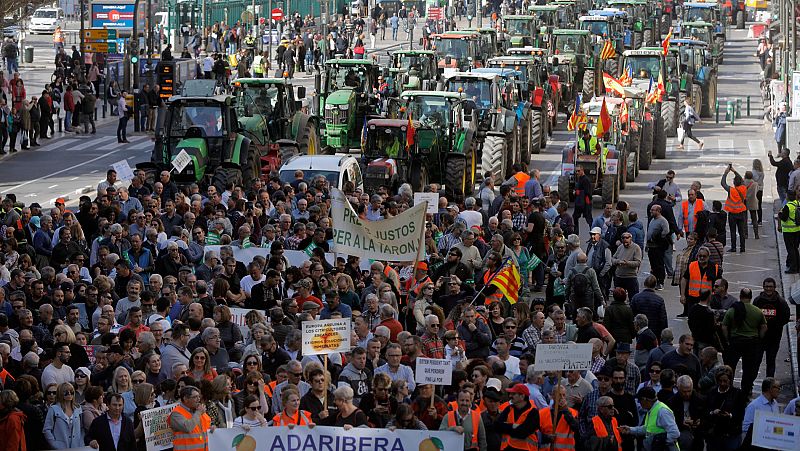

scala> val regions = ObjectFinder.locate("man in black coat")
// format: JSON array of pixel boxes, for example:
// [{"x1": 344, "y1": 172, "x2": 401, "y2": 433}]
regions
[{"x1": 86, "y1": 392, "x2": 136, "y2": 451}]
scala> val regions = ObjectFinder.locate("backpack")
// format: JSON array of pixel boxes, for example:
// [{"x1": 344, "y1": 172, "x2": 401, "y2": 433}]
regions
[{"x1": 570, "y1": 267, "x2": 594, "y2": 310}]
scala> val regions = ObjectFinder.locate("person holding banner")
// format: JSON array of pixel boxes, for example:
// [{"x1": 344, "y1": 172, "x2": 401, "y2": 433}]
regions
[
  {"x1": 440, "y1": 388, "x2": 487, "y2": 451},
  {"x1": 168, "y1": 386, "x2": 214, "y2": 451},
  {"x1": 539, "y1": 385, "x2": 580, "y2": 451},
  {"x1": 271, "y1": 386, "x2": 314, "y2": 428}
]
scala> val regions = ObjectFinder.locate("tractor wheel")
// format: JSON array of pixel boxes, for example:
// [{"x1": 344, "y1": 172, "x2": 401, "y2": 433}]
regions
[
  {"x1": 558, "y1": 175, "x2": 571, "y2": 205},
  {"x1": 604, "y1": 58, "x2": 619, "y2": 78},
  {"x1": 241, "y1": 144, "x2": 261, "y2": 190},
  {"x1": 279, "y1": 142, "x2": 300, "y2": 165},
  {"x1": 736, "y1": 10, "x2": 745, "y2": 29},
  {"x1": 654, "y1": 115, "x2": 667, "y2": 159},
  {"x1": 508, "y1": 127, "x2": 520, "y2": 178},
  {"x1": 692, "y1": 84, "x2": 703, "y2": 116},
  {"x1": 602, "y1": 174, "x2": 617, "y2": 205},
  {"x1": 661, "y1": 15, "x2": 671, "y2": 35},
  {"x1": 640, "y1": 119, "x2": 654, "y2": 170},
  {"x1": 464, "y1": 141, "x2": 477, "y2": 196},
  {"x1": 410, "y1": 163, "x2": 429, "y2": 192},
  {"x1": 662, "y1": 100, "x2": 678, "y2": 139},
  {"x1": 627, "y1": 151, "x2": 637, "y2": 183},
  {"x1": 679, "y1": 91, "x2": 687, "y2": 117},
  {"x1": 633, "y1": 31, "x2": 643, "y2": 49},
  {"x1": 643, "y1": 29, "x2": 653, "y2": 47},
  {"x1": 481, "y1": 135, "x2": 507, "y2": 185},
  {"x1": 715, "y1": 37, "x2": 725, "y2": 63},
  {"x1": 618, "y1": 152, "x2": 627, "y2": 190},
  {"x1": 297, "y1": 123, "x2": 320, "y2": 155},
  {"x1": 530, "y1": 110, "x2": 542, "y2": 157},
  {"x1": 211, "y1": 166, "x2": 243, "y2": 195},
  {"x1": 582, "y1": 70, "x2": 596, "y2": 100},
  {"x1": 444, "y1": 157, "x2": 467, "y2": 201},
  {"x1": 701, "y1": 76, "x2": 716, "y2": 118}
]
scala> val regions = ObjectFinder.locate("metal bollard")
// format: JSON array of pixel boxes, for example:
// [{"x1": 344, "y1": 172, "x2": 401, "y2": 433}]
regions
[
  {"x1": 716, "y1": 100, "x2": 720, "y2": 124},
  {"x1": 726, "y1": 101, "x2": 735, "y2": 125},
  {"x1": 736, "y1": 98, "x2": 742, "y2": 119},
  {"x1": 746, "y1": 96, "x2": 751, "y2": 117}
]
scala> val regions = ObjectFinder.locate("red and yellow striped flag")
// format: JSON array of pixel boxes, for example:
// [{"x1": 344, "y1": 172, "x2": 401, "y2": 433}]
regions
[
  {"x1": 600, "y1": 40, "x2": 616, "y2": 60},
  {"x1": 489, "y1": 263, "x2": 521, "y2": 304},
  {"x1": 662, "y1": 27, "x2": 673, "y2": 56}
]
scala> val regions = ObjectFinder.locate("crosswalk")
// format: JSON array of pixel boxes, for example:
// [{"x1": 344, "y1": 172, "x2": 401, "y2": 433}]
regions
[
  {"x1": 667, "y1": 137, "x2": 771, "y2": 159},
  {"x1": 30, "y1": 133, "x2": 152, "y2": 152}
]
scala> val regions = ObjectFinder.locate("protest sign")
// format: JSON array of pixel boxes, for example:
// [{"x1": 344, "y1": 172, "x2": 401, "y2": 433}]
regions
[
  {"x1": 207, "y1": 424, "x2": 462, "y2": 451},
  {"x1": 415, "y1": 357, "x2": 453, "y2": 385},
  {"x1": 112, "y1": 159, "x2": 135, "y2": 181},
  {"x1": 302, "y1": 318, "x2": 351, "y2": 356},
  {"x1": 141, "y1": 403, "x2": 178, "y2": 451},
  {"x1": 229, "y1": 307, "x2": 252, "y2": 336},
  {"x1": 534, "y1": 343, "x2": 593, "y2": 371},
  {"x1": 330, "y1": 188, "x2": 426, "y2": 262},
  {"x1": 414, "y1": 192, "x2": 439, "y2": 214},
  {"x1": 82, "y1": 344, "x2": 97, "y2": 365},
  {"x1": 752, "y1": 410, "x2": 800, "y2": 451},
  {"x1": 171, "y1": 149, "x2": 192, "y2": 172}
]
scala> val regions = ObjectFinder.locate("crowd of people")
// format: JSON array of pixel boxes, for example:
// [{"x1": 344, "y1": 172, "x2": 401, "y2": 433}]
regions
[{"x1": 0, "y1": 151, "x2": 795, "y2": 451}]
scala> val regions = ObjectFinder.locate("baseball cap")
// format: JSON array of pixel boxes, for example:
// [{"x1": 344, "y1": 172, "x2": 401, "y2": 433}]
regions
[
  {"x1": 29, "y1": 216, "x2": 41, "y2": 228},
  {"x1": 506, "y1": 384, "x2": 530, "y2": 396},
  {"x1": 486, "y1": 378, "x2": 503, "y2": 391},
  {"x1": 590, "y1": 227, "x2": 602, "y2": 235},
  {"x1": 55, "y1": 197, "x2": 65, "y2": 205},
  {"x1": 416, "y1": 262, "x2": 428, "y2": 271},
  {"x1": 447, "y1": 204, "x2": 460, "y2": 214}
]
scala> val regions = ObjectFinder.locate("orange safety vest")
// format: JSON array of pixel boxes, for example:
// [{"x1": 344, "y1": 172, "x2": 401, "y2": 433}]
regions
[
  {"x1": 500, "y1": 401, "x2": 539, "y2": 451},
  {"x1": 539, "y1": 406, "x2": 578, "y2": 450},
  {"x1": 447, "y1": 409, "x2": 481, "y2": 449},
  {"x1": 723, "y1": 185, "x2": 747, "y2": 213},
  {"x1": 407, "y1": 275, "x2": 431, "y2": 298},
  {"x1": 687, "y1": 261, "x2": 718, "y2": 297},
  {"x1": 271, "y1": 409, "x2": 312, "y2": 426},
  {"x1": 264, "y1": 381, "x2": 275, "y2": 399},
  {"x1": 513, "y1": 172, "x2": 531, "y2": 198},
  {"x1": 681, "y1": 199, "x2": 704, "y2": 232},
  {"x1": 53, "y1": 30, "x2": 64, "y2": 44},
  {"x1": 167, "y1": 404, "x2": 211, "y2": 451},
  {"x1": 448, "y1": 400, "x2": 459, "y2": 411},
  {"x1": 591, "y1": 416, "x2": 622, "y2": 451}
]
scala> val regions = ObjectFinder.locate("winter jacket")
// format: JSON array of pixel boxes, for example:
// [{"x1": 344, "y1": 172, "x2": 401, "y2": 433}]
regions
[
  {"x1": 0, "y1": 408, "x2": 26, "y2": 451},
  {"x1": 44, "y1": 404, "x2": 84, "y2": 448}
]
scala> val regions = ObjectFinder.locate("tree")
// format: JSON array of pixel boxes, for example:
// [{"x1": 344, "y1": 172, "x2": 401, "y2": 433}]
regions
[{"x1": 1, "y1": 0, "x2": 52, "y2": 28}]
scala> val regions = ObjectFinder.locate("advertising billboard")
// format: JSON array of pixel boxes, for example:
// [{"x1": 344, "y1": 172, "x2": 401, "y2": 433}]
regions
[{"x1": 91, "y1": 2, "x2": 136, "y2": 29}]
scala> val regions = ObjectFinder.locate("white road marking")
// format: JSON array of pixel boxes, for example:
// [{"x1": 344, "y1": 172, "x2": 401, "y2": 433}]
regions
[
  {"x1": 748, "y1": 139, "x2": 765, "y2": 157},
  {"x1": 48, "y1": 184, "x2": 58, "y2": 189},
  {"x1": 90, "y1": 170, "x2": 98, "y2": 174},
  {"x1": 0, "y1": 147, "x2": 133, "y2": 195},
  {"x1": 69, "y1": 177, "x2": 80, "y2": 181},
  {"x1": 717, "y1": 139, "x2": 735, "y2": 156}
]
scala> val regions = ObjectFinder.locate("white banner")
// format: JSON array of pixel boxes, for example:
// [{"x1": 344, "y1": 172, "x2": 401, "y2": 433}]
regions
[
  {"x1": 330, "y1": 188, "x2": 426, "y2": 262},
  {"x1": 141, "y1": 403, "x2": 179, "y2": 451},
  {"x1": 415, "y1": 357, "x2": 453, "y2": 385},
  {"x1": 414, "y1": 192, "x2": 440, "y2": 214},
  {"x1": 207, "y1": 424, "x2": 462, "y2": 451},
  {"x1": 752, "y1": 410, "x2": 800, "y2": 451},
  {"x1": 533, "y1": 343, "x2": 593, "y2": 371},
  {"x1": 302, "y1": 318, "x2": 352, "y2": 356}
]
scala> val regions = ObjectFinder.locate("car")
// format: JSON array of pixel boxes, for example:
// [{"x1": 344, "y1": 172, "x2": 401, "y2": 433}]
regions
[
  {"x1": 2, "y1": 25, "x2": 20, "y2": 40},
  {"x1": 28, "y1": 7, "x2": 65, "y2": 34},
  {"x1": 278, "y1": 154, "x2": 363, "y2": 191}
]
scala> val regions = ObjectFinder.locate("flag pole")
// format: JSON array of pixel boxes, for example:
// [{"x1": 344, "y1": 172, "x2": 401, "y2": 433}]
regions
[{"x1": 469, "y1": 257, "x2": 511, "y2": 306}]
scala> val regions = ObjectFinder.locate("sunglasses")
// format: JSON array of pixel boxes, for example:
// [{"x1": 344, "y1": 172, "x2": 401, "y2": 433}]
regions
[
  {"x1": 46, "y1": 391, "x2": 57, "y2": 396},
  {"x1": 247, "y1": 380, "x2": 260, "y2": 386},
  {"x1": 247, "y1": 405, "x2": 260, "y2": 411},
  {"x1": 290, "y1": 372, "x2": 303, "y2": 377},
  {"x1": 133, "y1": 379, "x2": 145, "y2": 384},
  {"x1": 246, "y1": 361, "x2": 259, "y2": 366}
]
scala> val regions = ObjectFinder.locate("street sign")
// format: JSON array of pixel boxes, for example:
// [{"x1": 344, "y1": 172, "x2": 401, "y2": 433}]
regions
[
  {"x1": 272, "y1": 8, "x2": 284, "y2": 20},
  {"x1": 81, "y1": 42, "x2": 118, "y2": 53},
  {"x1": 84, "y1": 28, "x2": 117, "y2": 40},
  {"x1": 428, "y1": 7, "x2": 443, "y2": 21}
]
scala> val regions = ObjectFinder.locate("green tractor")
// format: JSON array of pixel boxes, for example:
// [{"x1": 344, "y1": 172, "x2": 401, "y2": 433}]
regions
[
  {"x1": 579, "y1": 14, "x2": 626, "y2": 76},
  {"x1": 388, "y1": 50, "x2": 441, "y2": 93},
  {"x1": 669, "y1": 38, "x2": 718, "y2": 118},
  {"x1": 393, "y1": 91, "x2": 480, "y2": 198},
  {"x1": 619, "y1": 87, "x2": 648, "y2": 181},
  {"x1": 443, "y1": 72, "x2": 523, "y2": 184},
  {"x1": 463, "y1": 27, "x2": 507, "y2": 57},
  {"x1": 432, "y1": 31, "x2": 486, "y2": 76},
  {"x1": 558, "y1": 98, "x2": 629, "y2": 207},
  {"x1": 231, "y1": 78, "x2": 321, "y2": 167},
  {"x1": 501, "y1": 15, "x2": 540, "y2": 48},
  {"x1": 607, "y1": 0, "x2": 661, "y2": 47},
  {"x1": 679, "y1": 21, "x2": 724, "y2": 65},
  {"x1": 319, "y1": 58, "x2": 382, "y2": 153},
  {"x1": 137, "y1": 95, "x2": 260, "y2": 192},
  {"x1": 543, "y1": 2, "x2": 580, "y2": 28},
  {"x1": 551, "y1": 29, "x2": 603, "y2": 100},
  {"x1": 548, "y1": 55, "x2": 579, "y2": 117},
  {"x1": 622, "y1": 48, "x2": 679, "y2": 153}
]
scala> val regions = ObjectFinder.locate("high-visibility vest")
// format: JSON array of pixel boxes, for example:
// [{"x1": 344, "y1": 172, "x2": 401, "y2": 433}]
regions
[
  {"x1": 513, "y1": 172, "x2": 531, "y2": 198},
  {"x1": 578, "y1": 136, "x2": 599, "y2": 155},
  {"x1": 644, "y1": 401, "x2": 672, "y2": 435},
  {"x1": 539, "y1": 406, "x2": 578, "y2": 450},
  {"x1": 168, "y1": 404, "x2": 211, "y2": 451},
  {"x1": 448, "y1": 400, "x2": 459, "y2": 411},
  {"x1": 681, "y1": 199, "x2": 704, "y2": 232},
  {"x1": 53, "y1": 30, "x2": 64, "y2": 44},
  {"x1": 687, "y1": 260, "x2": 718, "y2": 297},
  {"x1": 591, "y1": 416, "x2": 622, "y2": 451},
  {"x1": 271, "y1": 409, "x2": 312, "y2": 426},
  {"x1": 500, "y1": 401, "x2": 539, "y2": 451},
  {"x1": 723, "y1": 185, "x2": 747, "y2": 213},
  {"x1": 407, "y1": 275, "x2": 431, "y2": 298},
  {"x1": 447, "y1": 409, "x2": 481, "y2": 449},
  {"x1": 781, "y1": 201, "x2": 800, "y2": 233},
  {"x1": 264, "y1": 381, "x2": 275, "y2": 399}
]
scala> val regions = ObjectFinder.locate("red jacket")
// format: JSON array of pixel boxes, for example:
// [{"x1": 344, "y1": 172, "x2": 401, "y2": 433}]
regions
[
  {"x1": 64, "y1": 90, "x2": 74, "y2": 112},
  {"x1": 0, "y1": 409, "x2": 27, "y2": 451}
]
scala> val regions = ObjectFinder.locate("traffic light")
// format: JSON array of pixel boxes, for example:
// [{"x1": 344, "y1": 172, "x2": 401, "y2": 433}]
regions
[{"x1": 131, "y1": 54, "x2": 139, "y2": 64}]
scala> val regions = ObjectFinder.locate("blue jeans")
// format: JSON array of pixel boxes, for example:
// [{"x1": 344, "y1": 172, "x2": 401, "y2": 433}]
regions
[
  {"x1": 64, "y1": 110, "x2": 72, "y2": 131},
  {"x1": 5, "y1": 57, "x2": 18, "y2": 74},
  {"x1": 139, "y1": 105, "x2": 148, "y2": 130},
  {"x1": 778, "y1": 185, "x2": 787, "y2": 207}
]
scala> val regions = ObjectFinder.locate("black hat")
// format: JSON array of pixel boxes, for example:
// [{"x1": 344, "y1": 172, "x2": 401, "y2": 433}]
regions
[
  {"x1": 637, "y1": 386, "x2": 657, "y2": 401},
  {"x1": 483, "y1": 387, "x2": 502, "y2": 401}
]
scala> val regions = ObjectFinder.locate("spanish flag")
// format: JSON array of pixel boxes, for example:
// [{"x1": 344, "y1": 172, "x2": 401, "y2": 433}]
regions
[
  {"x1": 600, "y1": 40, "x2": 616, "y2": 60},
  {"x1": 489, "y1": 261, "x2": 521, "y2": 305},
  {"x1": 567, "y1": 93, "x2": 583, "y2": 131},
  {"x1": 662, "y1": 27, "x2": 673, "y2": 56},
  {"x1": 603, "y1": 72, "x2": 625, "y2": 97},
  {"x1": 406, "y1": 113, "x2": 415, "y2": 149},
  {"x1": 595, "y1": 97, "x2": 612, "y2": 138}
]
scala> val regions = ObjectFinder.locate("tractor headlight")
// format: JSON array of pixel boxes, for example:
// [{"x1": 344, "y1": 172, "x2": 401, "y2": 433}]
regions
[
  {"x1": 338, "y1": 104, "x2": 349, "y2": 111},
  {"x1": 325, "y1": 104, "x2": 336, "y2": 110}
]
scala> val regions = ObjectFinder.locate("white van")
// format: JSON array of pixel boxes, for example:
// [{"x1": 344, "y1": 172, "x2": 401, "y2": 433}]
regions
[{"x1": 29, "y1": 7, "x2": 66, "y2": 34}]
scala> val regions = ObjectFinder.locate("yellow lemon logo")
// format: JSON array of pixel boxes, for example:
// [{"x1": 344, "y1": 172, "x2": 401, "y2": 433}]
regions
[
  {"x1": 419, "y1": 437, "x2": 445, "y2": 451},
  {"x1": 232, "y1": 433, "x2": 256, "y2": 451}
]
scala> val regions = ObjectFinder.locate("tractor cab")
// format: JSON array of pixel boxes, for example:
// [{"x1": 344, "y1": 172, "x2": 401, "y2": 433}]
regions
[
  {"x1": 551, "y1": 29, "x2": 591, "y2": 65},
  {"x1": 669, "y1": 38, "x2": 718, "y2": 116},
  {"x1": 320, "y1": 59, "x2": 381, "y2": 152},
  {"x1": 388, "y1": 50, "x2": 440, "y2": 92},
  {"x1": 501, "y1": 15, "x2": 539, "y2": 48},
  {"x1": 547, "y1": 1, "x2": 579, "y2": 28},
  {"x1": 622, "y1": 48, "x2": 667, "y2": 89},
  {"x1": 680, "y1": 2, "x2": 726, "y2": 31},
  {"x1": 362, "y1": 118, "x2": 420, "y2": 192},
  {"x1": 432, "y1": 32, "x2": 484, "y2": 75},
  {"x1": 463, "y1": 27, "x2": 505, "y2": 57},
  {"x1": 443, "y1": 72, "x2": 502, "y2": 135}
]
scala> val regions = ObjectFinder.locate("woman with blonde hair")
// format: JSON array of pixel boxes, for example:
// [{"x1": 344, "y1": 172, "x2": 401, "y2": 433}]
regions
[
  {"x1": 271, "y1": 386, "x2": 313, "y2": 427},
  {"x1": 43, "y1": 382, "x2": 83, "y2": 448},
  {"x1": 69, "y1": 221, "x2": 88, "y2": 250},
  {"x1": 132, "y1": 382, "x2": 158, "y2": 450},
  {"x1": 17, "y1": 254, "x2": 40, "y2": 279},
  {"x1": 189, "y1": 347, "x2": 218, "y2": 381},
  {"x1": 53, "y1": 324, "x2": 90, "y2": 368}
]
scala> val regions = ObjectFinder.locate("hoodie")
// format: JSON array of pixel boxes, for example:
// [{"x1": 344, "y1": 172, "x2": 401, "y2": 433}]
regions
[
  {"x1": 337, "y1": 362, "x2": 370, "y2": 407},
  {"x1": 627, "y1": 219, "x2": 645, "y2": 251}
]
